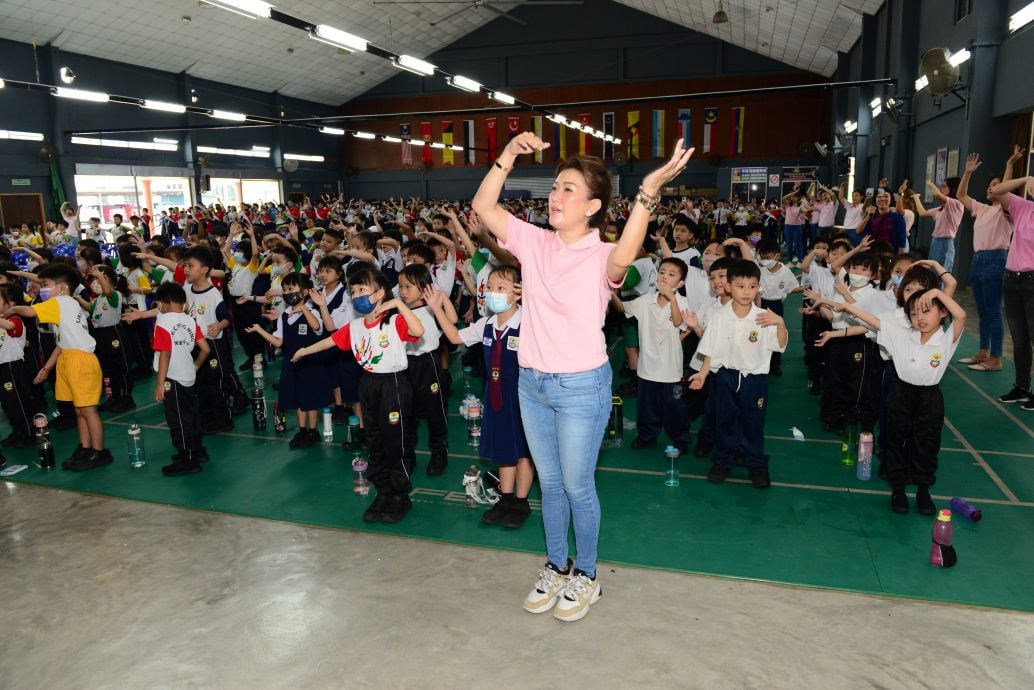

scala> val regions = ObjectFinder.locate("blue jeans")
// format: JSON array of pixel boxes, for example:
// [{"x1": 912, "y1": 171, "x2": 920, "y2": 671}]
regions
[
  {"x1": 929, "y1": 236, "x2": 956, "y2": 274},
  {"x1": 519, "y1": 362, "x2": 611, "y2": 577},
  {"x1": 784, "y1": 224, "x2": 804, "y2": 263},
  {"x1": 970, "y1": 249, "x2": 1008, "y2": 355}
]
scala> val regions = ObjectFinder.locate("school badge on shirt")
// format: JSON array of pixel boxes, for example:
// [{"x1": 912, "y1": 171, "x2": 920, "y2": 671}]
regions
[
  {"x1": 378, "y1": 332, "x2": 390, "y2": 349},
  {"x1": 748, "y1": 330, "x2": 758, "y2": 343},
  {"x1": 507, "y1": 335, "x2": 519, "y2": 350},
  {"x1": 298, "y1": 324, "x2": 308, "y2": 335},
  {"x1": 388, "y1": 411, "x2": 400, "y2": 425},
  {"x1": 930, "y1": 354, "x2": 941, "y2": 368}
]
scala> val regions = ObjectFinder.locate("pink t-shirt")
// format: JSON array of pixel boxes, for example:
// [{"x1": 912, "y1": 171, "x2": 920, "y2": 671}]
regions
[
  {"x1": 784, "y1": 203, "x2": 804, "y2": 225},
  {"x1": 929, "y1": 197, "x2": 964, "y2": 239},
  {"x1": 500, "y1": 214, "x2": 619, "y2": 373},
  {"x1": 815, "y1": 199, "x2": 838, "y2": 227},
  {"x1": 1006, "y1": 194, "x2": 1034, "y2": 272},
  {"x1": 970, "y1": 200, "x2": 1013, "y2": 252}
]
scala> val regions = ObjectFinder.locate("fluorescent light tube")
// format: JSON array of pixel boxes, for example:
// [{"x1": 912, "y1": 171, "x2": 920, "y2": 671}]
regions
[
  {"x1": 352, "y1": 131, "x2": 376, "y2": 139},
  {"x1": 319, "y1": 126, "x2": 345, "y2": 136},
  {"x1": 448, "y1": 75, "x2": 481, "y2": 93},
  {"x1": 200, "y1": 0, "x2": 272, "y2": 20},
  {"x1": 212, "y1": 109, "x2": 246, "y2": 121},
  {"x1": 144, "y1": 99, "x2": 186, "y2": 113},
  {"x1": 56, "y1": 87, "x2": 109, "y2": 103},
  {"x1": 491, "y1": 91, "x2": 515, "y2": 105},
  {"x1": 311, "y1": 25, "x2": 368, "y2": 52},
  {"x1": 392, "y1": 55, "x2": 435, "y2": 76}
]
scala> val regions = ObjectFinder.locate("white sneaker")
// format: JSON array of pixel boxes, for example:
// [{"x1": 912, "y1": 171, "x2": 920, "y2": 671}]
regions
[
  {"x1": 523, "y1": 562, "x2": 571, "y2": 614},
  {"x1": 553, "y1": 570, "x2": 602, "y2": 622}
]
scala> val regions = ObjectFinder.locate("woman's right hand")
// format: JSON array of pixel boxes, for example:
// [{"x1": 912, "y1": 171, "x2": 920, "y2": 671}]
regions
[
  {"x1": 641, "y1": 140, "x2": 695, "y2": 197},
  {"x1": 504, "y1": 132, "x2": 550, "y2": 159}
]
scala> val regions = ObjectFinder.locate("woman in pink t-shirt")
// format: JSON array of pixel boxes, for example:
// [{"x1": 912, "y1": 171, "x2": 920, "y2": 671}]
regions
[
  {"x1": 472, "y1": 131, "x2": 693, "y2": 622},
  {"x1": 914, "y1": 177, "x2": 964, "y2": 273},
  {"x1": 957, "y1": 151, "x2": 1017, "y2": 372}
]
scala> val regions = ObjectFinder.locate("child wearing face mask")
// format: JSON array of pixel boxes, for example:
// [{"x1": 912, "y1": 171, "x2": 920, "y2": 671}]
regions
[
  {"x1": 80, "y1": 265, "x2": 135, "y2": 412},
  {"x1": 247, "y1": 273, "x2": 330, "y2": 449},
  {"x1": 223, "y1": 226, "x2": 265, "y2": 371},
  {"x1": 0, "y1": 285, "x2": 41, "y2": 450},
  {"x1": 755, "y1": 238, "x2": 798, "y2": 377},
  {"x1": 308, "y1": 256, "x2": 358, "y2": 425},
  {"x1": 425, "y1": 265, "x2": 534, "y2": 529},
  {"x1": 293, "y1": 267, "x2": 424, "y2": 524},
  {"x1": 396, "y1": 264, "x2": 450, "y2": 476}
]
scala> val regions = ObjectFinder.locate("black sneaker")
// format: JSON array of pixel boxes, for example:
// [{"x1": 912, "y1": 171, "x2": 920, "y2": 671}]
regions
[
  {"x1": 707, "y1": 463, "x2": 730, "y2": 484},
  {"x1": 362, "y1": 493, "x2": 390, "y2": 523},
  {"x1": 162, "y1": 460, "x2": 202, "y2": 476},
  {"x1": 288, "y1": 429, "x2": 310, "y2": 449},
  {"x1": 70, "y1": 448, "x2": 114, "y2": 471},
  {"x1": 749, "y1": 466, "x2": 772, "y2": 489},
  {"x1": 693, "y1": 438, "x2": 713, "y2": 458},
  {"x1": 891, "y1": 488, "x2": 909, "y2": 514},
  {"x1": 61, "y1": 444, "x2": 90, "y2": 470},
  {"x1": 482, "y1": 493, "x2": 514, "y2": 525},
  {"x1": 1022, "y1": 398, "x2": 1034, "y2": 412},
  {"x1": 998, "y1": 387, "x2": 1032, "y2": 404},
  {"x1": 379, "y1": 494, "x2": 413, "y2": 524},
  {"x1": 503, "y1": 497, "x2": 532, "y2": 529},
  {"x1": 630, "y1": 437, "x2": 656, "y2": 450},
  {"x1": 2, "y1": 434, "x2": 33, "y2": 449},
  {"x1": 426, "y1": 453, "x2": 448, "y2": 477},
  {"x1": 915, "y1": 486, "x2": 936, "y2": 516}
]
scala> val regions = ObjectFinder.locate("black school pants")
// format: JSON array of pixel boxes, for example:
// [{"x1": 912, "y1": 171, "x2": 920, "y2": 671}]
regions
[
  {"x1": 0, "y1": 359, "x2": 38, "y2": 439},
  {"x1": 359, "y1": 371, "x2": 416, "y2": 495},
  {"x1": 883, "y1": 379, "x2": 943, "y2": 489},
  {"x1": 231, "y1": 299, "x2": 266, "y2": 361},
  {"x1": 211, "y1": 336, "x2": 248, "y2": 409},
  {"x1": 761, "y1": 299, "x2": 785, "y2": 368},
  {"x1": 823, "y1": 335, "x2": 882, "y2": 432},
  {"x1": 711, "y1": 368, "x2": 769, "y2": 469},
  {"x1": 802, "y1": 312, "x2": 830, "y2": 386},
  {"x1": 163, "y1": 379, "x2": 205, "y2": 463},
  {"x1": 406, "y1": 352, "x2": 449, "y2": 463},
  {"x1": 636, "y1": 378, "x2": 691, "y2": 445},
  {"x1": 93, "y1": 325, "x2": 134, "y2": 398},
  {"x1": 196, "y1": 337, "x2": 235, "y2": 429}
]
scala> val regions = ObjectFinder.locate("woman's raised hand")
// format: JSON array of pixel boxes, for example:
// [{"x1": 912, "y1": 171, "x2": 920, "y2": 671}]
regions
[
  {"x1": 641, "y1": 140, "x2": 695, "y2": 197},
  {"x1": 504, "y1": 132, "x2": 550, "y2": 158},
  {"x1": 964, "y1": 153, "x2": 981, "y2": 173}
]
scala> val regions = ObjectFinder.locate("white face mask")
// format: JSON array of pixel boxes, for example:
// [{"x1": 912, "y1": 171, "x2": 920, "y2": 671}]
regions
[
  {"x1": 848, "y1": 273, "x2": 871, "y2": 288},
  {"x1": 760, "y1": 259, "x2": 776, "y2": 268}
]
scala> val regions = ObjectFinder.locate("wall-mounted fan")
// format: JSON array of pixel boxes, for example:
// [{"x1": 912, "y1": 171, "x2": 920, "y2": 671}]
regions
[
  {"x1": 612, "y1": 150, "x2": 628, "y2": 168},
  {"x1": 918, "y1": 47, "x2": 967, "y2": 104},
  {"x1": 38, "y1": 146, "x2": 56, "y2": 165},
  {"x1": 813, "y1": 142, "x2": 830, "y2": 157},
  {"x1": 371, "y1": 0, "x2": 583, "y2": 27},
  {"x1": 834, "y1": 125, "x2": 854, "y2": 147},
  {"x1": 283, "y1": 158, "x2": 299, "y2": 173}
]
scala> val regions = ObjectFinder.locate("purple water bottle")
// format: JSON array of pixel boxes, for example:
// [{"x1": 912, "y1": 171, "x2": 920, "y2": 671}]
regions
[
  {"x1": 930, "y1": 509, "x2": 957, "y2": 568},
  {"x1": 949, "y1": 497, "x2": 982, "y2": 522}
]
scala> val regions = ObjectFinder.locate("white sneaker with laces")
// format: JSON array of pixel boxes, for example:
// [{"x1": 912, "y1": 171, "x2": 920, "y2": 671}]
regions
[
  {"x1": 553, "y1": 571, "x2": 602, "y2": 622},
  {"x1": 523, "y1": 562, "x2": 570, "y2": 614}
]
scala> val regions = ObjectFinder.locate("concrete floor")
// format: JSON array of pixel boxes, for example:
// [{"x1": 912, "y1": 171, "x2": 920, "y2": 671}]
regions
[{"x1": 2, "y1": 484, "x2": 1033, "y2": 690}]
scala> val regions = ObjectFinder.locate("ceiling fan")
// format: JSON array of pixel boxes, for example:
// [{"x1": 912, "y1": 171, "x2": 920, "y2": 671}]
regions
[{"x1": 371, "y1": 0, "x2": 583, "y2": 27}]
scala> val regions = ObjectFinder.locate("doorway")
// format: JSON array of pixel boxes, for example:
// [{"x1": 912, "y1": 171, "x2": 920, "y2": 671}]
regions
[{"x1": 0, "y1": 193, "x2": 46, "y2": 230}]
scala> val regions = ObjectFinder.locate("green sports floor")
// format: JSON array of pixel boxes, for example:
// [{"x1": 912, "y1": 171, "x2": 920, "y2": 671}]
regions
[{"x1": 4, "y1": 294, "x2": 1034, "y2": 612}]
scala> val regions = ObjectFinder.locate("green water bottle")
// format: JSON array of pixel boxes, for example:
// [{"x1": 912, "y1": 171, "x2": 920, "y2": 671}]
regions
[{"x1": 840, "y1": 425, "x2": 857, "y2": 466}]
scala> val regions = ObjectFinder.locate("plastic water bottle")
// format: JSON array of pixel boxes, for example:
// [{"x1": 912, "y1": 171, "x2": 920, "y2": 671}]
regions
[
  {"x1": 466, "y1": 398, "x2": 482, "y2": 448},
  {"x1": 930, "y1": 509, "x2": 957, "y2": 567},
  {"x1": 464, "y1": 465, "x2": 480, "y2": 507},
  {"x1": 950, "y1": 497, "x2": 983, "y2": 522},
  {"x1": 252, "y1": 356, "x2": 265, "y2": 390},
  {"x1": 664, "y1": 445, "x2": 680, "y2": 487},
  {"x1": 127, "y1": 423, "x2": 146, "y2": 469},
  {"x1": 274, "y1": 404, "x2": 286, "y2": 434},
  {"x1": 345, "y1": 415, "x2": 361, "y2": 450},
  {"x1": 321, "y1": 407, "x2": 334, "y2": 442},
  {"x1": 603, "y1": 396, "x2": 624, "y2": 448},
  {"x1": 840, "y1": 425, "x2": 857, "y2": 466},
  {"x1": 351, "y1": 454, "x2": 370, "y2": 496},
  {"x1": 462, "y1": 365, "x2": 473, "y2": 395},
  {"x1": 856, "y1": 431, "x2": 873, "y2": 481},
  {"x1": 252, "y1": 386, "x2": 267, "y2": 431},
  {"x1": 34, "y1": 413, "x2": 54, "y2": 470}
]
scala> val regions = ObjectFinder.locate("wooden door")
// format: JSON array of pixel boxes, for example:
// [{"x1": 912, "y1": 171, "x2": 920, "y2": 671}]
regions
[{"x1": 0, "y1": 193, "x2": 46, "y2": 230}]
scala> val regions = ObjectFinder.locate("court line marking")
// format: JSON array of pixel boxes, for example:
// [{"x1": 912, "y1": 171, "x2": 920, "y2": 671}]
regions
[
  {"x1": 947, "y1": 364, "x2": 1034, "y2": 439},
  {"x1": 943, "y1": 416, "x2": 1020, "y2": 503}
]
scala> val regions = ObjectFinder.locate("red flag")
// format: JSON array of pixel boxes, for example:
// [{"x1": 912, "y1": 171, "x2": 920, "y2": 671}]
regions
[
  {"x1": 486, "y1": 117, "x2": 498, "y2": 162},
  {"x1": 421, "y1": 121, "x2": 432, "y2": 165}
]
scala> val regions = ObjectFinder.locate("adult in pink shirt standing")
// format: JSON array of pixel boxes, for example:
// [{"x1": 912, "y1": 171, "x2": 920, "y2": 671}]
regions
[
  {"x1": 990, "y1": 169, "x2": 1034, "y2": 410},
  {"x1": 914, "y1": 177, "x2": 964, "y2": 273},
  {"x1": 473, "y1": 131, "x2": 693, "y2": 622},
  {"x1": 956, "y1": 150, "x2": 1019, "y2": 373}
]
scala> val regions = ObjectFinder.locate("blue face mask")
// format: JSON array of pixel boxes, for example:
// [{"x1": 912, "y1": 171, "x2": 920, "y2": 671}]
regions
[
  {"x1": 353, "y1": 293, "x2": 377, "y2": 315},
  {"x1": 891, "y1": 274, "x2": 903, "y2": 288},
  {"x1": 233, "y1": 252, "x2": 246, "y2": 264},
  {"x1": 38, "y1": 287, "x2": 52, "y2": 301},
  {"x1": 484, "y1": 291, "x2": 511, "y2": 314}
]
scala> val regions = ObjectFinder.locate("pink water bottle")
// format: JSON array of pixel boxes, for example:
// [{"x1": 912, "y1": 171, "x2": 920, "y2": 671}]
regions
[{"x1": 930, "y1": 509, "x2": 957, "y2": 568}]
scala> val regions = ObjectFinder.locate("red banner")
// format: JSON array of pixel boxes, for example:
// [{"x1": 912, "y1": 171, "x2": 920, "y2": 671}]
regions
[
  {"x1": 421, "y1": 121, "x2": 432, "y2": 165},
  {"x1": 486, "y1": 117, "x2": 497, "y2": 162}
]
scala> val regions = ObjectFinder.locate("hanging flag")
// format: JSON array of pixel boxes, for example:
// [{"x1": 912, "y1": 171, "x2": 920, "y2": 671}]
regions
[
  {"x1": 730, "y1": 106, "x2": 745, "y2": 155},
  {"x1": 442, "y1": 121, "x2": 454, "y2": 165},
  {"x1": 703, "y1": 107, "x2": 718, "y2": 154},
  {"x1": 49, "y1": 159, "x2": 67, "y2": 214},
  {"x1": 464, "y1": 120, "x2": 475, "y2": 165},
  {"x1": 486, "y1": 118, "x2": 498, "y2": 162},
  {"x1": 531, "y1": 116, "x2": 543, "y2": 163},
  {"x1": 507, "y1": 116, "x2": 520, "y2": 166},
  {"x1": 603, "y1": 112, "x2": 614, "y2": 159},
  {"x1": 421, "y1": 121, "x2": 433, "y2": 165},
  {"x1": 627, "y1": 111, "x2": 640, "y2": 160},
  {"x1": 579, "y1": 113, "x2": 591, "y2": 155},
  {"x1": 552, "y1": 120, "x2": 566, "y2": 162},
  {"x1": 678, "y1": 109, "x2": 691, "y2": 149},
  {"x1": 400, "y1": 123, "x2": 413, "y2": 166},
  {"x1": 652, "y1": 110, "x2": 665, "y2": 158}
]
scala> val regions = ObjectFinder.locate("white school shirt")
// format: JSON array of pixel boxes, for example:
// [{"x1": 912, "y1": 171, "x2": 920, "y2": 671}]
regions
[
  {"x1": 875, "y1": 307, "x2": 910, "y2": 361},
  {"x1": 152, "y1": 311, "x2": 204, "y2": 387},
  {"x1": 689, "y1": 296, "x2": 726, "y2": 371},
  {"x1": 0, "y1": 316, "x2": 27, "y2": 364},
  {"x1": 126, "y1": 268, "x2": 151, "y2": 310},
  {"x1": 696, "y1": 302, "x2": 785, "y2": 376},
  {"x1": 806, "y1": 263, "x2": 835, "y2": 299},
  {"x1": 831, "y1": 284, "x2": 884, "y2": 332},
  {"x1": 620, "y1": 256, "x2": 658, "y2": 300},
  {"x1": 457, "y1": 307, "x2": 523, "y2": 349},
  {"x1": 333, "y1": 314, "x2": 414, "y2": 374},
  {"x1": 187, "y1": 285, "x2": 228, "y2": 341},
  {"x1": 671, "y1": 245, "x2": 701, "y2": 269},
  {"x1": 35, "y1": 295, "x2": 96, "y2": 353},
  {"x1": 877, "y1": 322, "x2": 961, "y2": 386},
  {"x1": 273, "y1": 306, "x2": 324, "y2": 340},
  {"x1": 622, "y1": 292, "x2": 690, "y2": 383},
  {"x1": 431, "y1": 252, "x2": 457, "y2": 295},
  {"x1": 682, "y1": 266, "x2": 712, "y2": 315},
  {"x1": 227, "y1": 257, "x2": 258, "y2": 298},
  {"x1": 320, "y1": 284, "x2": 353, "y2": 332},
  {"x1": 759, "y1": 263, "x2": 798, "y2": 301},
  {"x1": 406, "y1": 305, "x2": 441, "y2": 356},
  {"x1": 89, "y1": 292, "x2": 124, "y2": 328}
]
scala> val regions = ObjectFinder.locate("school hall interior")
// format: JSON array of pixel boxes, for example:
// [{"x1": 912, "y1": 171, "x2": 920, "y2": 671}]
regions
[{"x1": 2, "y1": 0, "x2": 1034, "y2": 687}]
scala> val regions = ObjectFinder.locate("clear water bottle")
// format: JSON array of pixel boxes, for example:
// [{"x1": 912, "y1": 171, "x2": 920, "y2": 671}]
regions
[
  {"x1": 462, "y1": 365, "x2": 473, "y2": 395},
  {"x1": 839, "y1": 425, "x2": 857, "y2": 466},
  {"x1": 930, "y1": 509, "x2": 957, "y2": 567},
  {"x1": 950, "y1": 497, "x2": 982, "y2": 522},
  {"x1": 603, "y1": 396, "x2": 623, "y2": 448},
  {"x1": 351, "y1": 454, "x2": 370, "y2": 496},
  {"x1": 464, "y1": 465, "x2": 481, "y2": 507},
  {"x1": 252, "y1": 356, "x2": 265, "y2": 390},
  {"x1": 34, "y1": 413, "x2": 54, "y2": 470},
  {"x1": 664, "y1": 445, "x2": 680, "y2": 486},
  {"x1": 127, "y1": 423, "x2": 146, "y2": 469},
  {"x1": 322, "y1": 407, "x2": 334, "y2": 442},
  {"x1": 856, "y1": 431, "x2": 873, "y2": 481},
  {"x1": 346, "y1": 415, "x2": 361, "y2": 450},
  {"x1": 466, "y1": 397, "x2": 482, "y2": 447},
  {"x1": 252, "y1": 386, "x2": 267, "y2": 431}
]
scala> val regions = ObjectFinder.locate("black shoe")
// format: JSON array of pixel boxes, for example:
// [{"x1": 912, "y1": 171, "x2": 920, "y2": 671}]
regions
[
  {"x1": 379, "y1": 493, "x2": 413, "y2": 524},
  {"x1": 915, "y1": 486, "x2": 937, "y2": 516},
  {"x1": 426, "y1": 454, "x2": 448, "y2": 477},
  {"x1": 769, "y1": 365, "x2": 783, "y2": 376},
  {"x1": 61, "y1": 444, "x2": 91, "y2": 470},
  {"x1": 69, "y1": 448, "x2": 113, "y2": 471},
  {"x1": 1022, "y1": 398, "x2": 1034, "y2": 412},
  {"x1": 2, "y1": 433, "x2": 33, "y2": 449},
  {"x1": 482, "y1": 493, "x2": 514, "y2": 525},
  {"x1": 162, "y1": 460, "x2": 202, "y2": 476},
  {"x1": 707, "y1": 463, "x2": 730, "y2": 484},
  {"x1": 630, "y1": 437, "x2": 656, "y2": 450},
  {"x1": 289, "y1": 429, "x2": 310, "y2": 449},
  {"x1": 362, "y1": 493, "x2": 391, "y2": 523},
  {"x1": 51, "y1": 413, "x2": 76, "y2": 431},
  {"x1": 998, "y1": 387, "x2": 1032, "y2": 404},
  {"x1": 693, "y1": 438, "x2": 713, "y2": 458},
  {"x1": 503, "y1": 497, "x2": 531, "y2": 529},
  {"x1": 749, "y1": 466, "x2": 772, "y2": 489},
  {"x1": 891, "y1": 488, "x2": 909, "y2": 514},
  {"x1": 202, "y1": 421, "x2": 234, "y2": 435}
]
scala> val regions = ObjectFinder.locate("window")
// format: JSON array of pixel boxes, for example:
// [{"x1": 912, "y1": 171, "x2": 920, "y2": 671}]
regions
[
  {"x1": 955, "y1": 0, "x2": 972, "y2": 23},
  {"x1": 74, "y1": 174, "x2": 139, "y2": 226}
]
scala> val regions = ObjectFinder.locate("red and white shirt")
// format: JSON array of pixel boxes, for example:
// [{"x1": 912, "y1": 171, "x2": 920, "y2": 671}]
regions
[
  {"x1": 332, "y1": 313, "x2": 418, "y2": 373},
  {"x1": 153, "y1": 311, "x2": 204, "y2": 386}
]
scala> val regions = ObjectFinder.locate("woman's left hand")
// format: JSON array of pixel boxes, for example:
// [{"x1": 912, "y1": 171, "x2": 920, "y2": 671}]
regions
[{"x1": 641, "y1": 141, "x2": 695, "y2": 197}]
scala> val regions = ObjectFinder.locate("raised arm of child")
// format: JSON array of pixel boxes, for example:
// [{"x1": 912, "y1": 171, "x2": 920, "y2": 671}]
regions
[
  {"x1": 7, "y1": 270, "x2": 41, "y2": 285},
  {"x1": 134, "y1": 252, "x2": 178, "y2": 271},
  {"x1": 246, "y1": 322, "x2": 283, "y2": 349},
  {"x1": 122, "y1": 307, "x2": 159, "y2": 322},
  {"x1": 375, "y1": 298, "x2": 424, "y2": 339},
  {"x1": 912, "y1": 259, "x2": 957, "y2": 297},
  {"x1": 919, "y1": 288, "x2": 967, "y2": 342},
  {"x1": 830, "y1": 235, "x2": 872, "y2": 275},
  {"x1": 423, "y1": 286, "x2": 464, "y2": 346}
]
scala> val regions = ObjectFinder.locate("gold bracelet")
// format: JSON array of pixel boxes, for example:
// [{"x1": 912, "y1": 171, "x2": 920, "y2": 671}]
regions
[{"x1": 493, "y1": 160, "x2": 511, "y2": 172}]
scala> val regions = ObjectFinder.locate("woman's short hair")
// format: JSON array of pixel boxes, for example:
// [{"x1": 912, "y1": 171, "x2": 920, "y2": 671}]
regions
[{"x1": 555, "y1": 155, "x2": 612, "y2": 229}]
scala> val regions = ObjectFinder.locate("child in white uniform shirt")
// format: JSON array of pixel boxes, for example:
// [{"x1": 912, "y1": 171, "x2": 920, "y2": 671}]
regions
[
  {"x1": 689, "y1": 260, "x2": 787, "y2": 487},
  {"x1": 755, "y1": 238, "x2": 799, "y2": 376}
]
